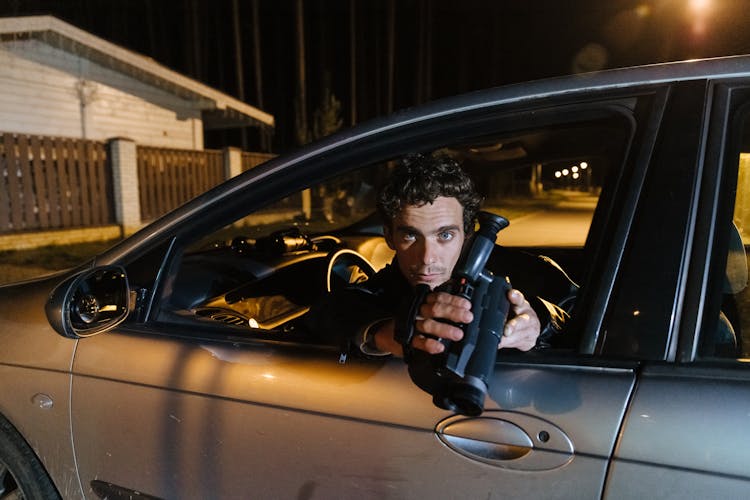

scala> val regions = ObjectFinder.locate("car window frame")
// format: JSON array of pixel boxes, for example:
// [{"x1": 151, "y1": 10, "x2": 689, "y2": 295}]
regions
[
  {"x1": 596, "y1": 80, "x2": 710, "y2": 361},
  {"x1": 116, "y1": 89, "x2": 668, "y2": 361},
  {"x1": 681, "y1": 82, "x2": 750, "y2": 363}
]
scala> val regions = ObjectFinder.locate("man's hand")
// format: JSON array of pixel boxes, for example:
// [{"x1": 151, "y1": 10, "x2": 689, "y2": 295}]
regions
[
  {"x1": 411, "y1": 291, "x2": 473, "y2": 354},
  {"x1": 369, "y1": 292, "x2": 471, "y2": 356},
  {"x1": 371, "y1": 288, "x2": 540, "y2": 356},
  {"x1": 498, "y1": 289, "x2": 540, "y2": 351}
]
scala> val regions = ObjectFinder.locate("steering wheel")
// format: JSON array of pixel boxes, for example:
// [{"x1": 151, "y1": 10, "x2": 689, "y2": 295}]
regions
[{"x1": 326, "y1": 249, "x2": 377, "y2": 292}]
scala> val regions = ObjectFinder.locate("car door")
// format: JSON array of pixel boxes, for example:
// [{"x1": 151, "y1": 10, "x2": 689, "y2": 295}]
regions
[
  {"x1": 603, "y1": 81, "x2": 750, "y2": 497},
  {"x1": 68, "y1": 84, "x2": 669, "y2": 499},
  {"x1": 71, "y1": 334, "x2": 638, "y2": 499}
]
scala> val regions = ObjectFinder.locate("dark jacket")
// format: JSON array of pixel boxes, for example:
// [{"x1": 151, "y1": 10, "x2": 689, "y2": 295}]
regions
[{"x1": 309, "y1": 245, "x2": 577, "y2": 355}]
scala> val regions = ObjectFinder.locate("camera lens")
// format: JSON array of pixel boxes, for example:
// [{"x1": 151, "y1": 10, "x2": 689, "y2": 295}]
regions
[{"x1": 433, "y1": 377, "x2": 486, "y2": 417}]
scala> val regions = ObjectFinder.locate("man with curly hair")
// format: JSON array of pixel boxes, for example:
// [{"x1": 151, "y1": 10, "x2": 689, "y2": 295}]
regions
[{"x1": 313, "y1": 153, "x2": 572, "y2": 358}]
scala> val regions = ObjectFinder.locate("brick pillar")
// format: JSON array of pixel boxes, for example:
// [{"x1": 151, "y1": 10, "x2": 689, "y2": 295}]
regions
[
  {"x1": 108, "y1": 138, "x2": 141, "y2": 236},
  {"x1": 224, "y1": 146, "x2": 243, "y2": 178}
]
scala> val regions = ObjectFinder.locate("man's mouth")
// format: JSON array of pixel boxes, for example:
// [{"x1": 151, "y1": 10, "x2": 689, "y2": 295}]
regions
[{"x1": 411, "y1": 272, "x2": 444, "y2": 284}]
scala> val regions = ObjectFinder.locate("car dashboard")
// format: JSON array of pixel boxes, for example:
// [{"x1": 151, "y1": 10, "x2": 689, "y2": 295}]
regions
[{"x1": 161, "y1": 228, "x2": 393, "y2": 338}]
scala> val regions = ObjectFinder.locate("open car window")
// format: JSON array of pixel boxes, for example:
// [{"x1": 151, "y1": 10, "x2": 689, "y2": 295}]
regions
[
  {"x1": 158, "y1": 165, "x2": 389, "y2": 339},
  {"x1": 147, "y1": 106, "x2": 637, "y2": 352}
]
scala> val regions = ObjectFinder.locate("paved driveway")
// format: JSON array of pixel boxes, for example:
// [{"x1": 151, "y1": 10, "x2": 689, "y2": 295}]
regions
[{"x1": 500, "y1": 191, "x2": 598, "y2": 247}]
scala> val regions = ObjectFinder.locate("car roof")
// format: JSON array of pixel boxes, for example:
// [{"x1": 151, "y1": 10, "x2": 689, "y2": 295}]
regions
[{"x1": 384, "y1": 54, "x2": 750, "y2": 114}]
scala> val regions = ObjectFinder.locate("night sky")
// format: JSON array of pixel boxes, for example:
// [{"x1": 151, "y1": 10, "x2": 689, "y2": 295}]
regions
[{"x1": 3, "y1": 0, "x2": 750, "y2": 152}]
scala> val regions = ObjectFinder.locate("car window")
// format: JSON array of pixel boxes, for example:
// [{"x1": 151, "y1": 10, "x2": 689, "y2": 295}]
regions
[
  {"x1": 700, "y1": 97, "x2": 750, "y2": 359},
  {"x1": 147, "y1": 107, "x2": 637, "y2": 353},
  {"x1": 158, "y1": 165, "x2": 388, "y2": 339}
]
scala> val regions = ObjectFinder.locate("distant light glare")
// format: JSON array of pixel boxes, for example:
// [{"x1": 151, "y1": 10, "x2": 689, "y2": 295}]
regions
[
  {"x1": 580, "y1": 162, "x2": 588, "y2": 169},
  {"x1": 572, "y1": 166, "x2": 579, "y2": 173},
  {"x1": 555, "y1": 171, "x2": 562, "y2": 178},
  {"x1": 692, "y1": 20, "x2": 706, "y2": 36},
  {"x1": 689, "y1": 0, "x2": 711, "y2": 37},
  {"x1": 572, "y1": 172, "x2": 580, "y2": 179},
  {"x1": 689, "y1": 0, "x2": 710, "y2": 13},
  {"x1": 562, "y1": 168, "x2": 569, "y2": 176},
  {"x1": 635, "y1": 4, "x2": 651, "y2": 18}
]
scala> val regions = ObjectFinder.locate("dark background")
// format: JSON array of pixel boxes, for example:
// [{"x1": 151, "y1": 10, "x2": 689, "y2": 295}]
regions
[{"x1": 2, "y1": 0, "x2": 750, "y2": 152}]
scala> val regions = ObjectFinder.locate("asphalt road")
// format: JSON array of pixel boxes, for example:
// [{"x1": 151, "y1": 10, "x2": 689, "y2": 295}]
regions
[
  {"x1": 0, "y1": 190, "x2": 598, "y2": 285},
  {"x1": 499, "y1": 191, "x2": 599, "y2": 248}
]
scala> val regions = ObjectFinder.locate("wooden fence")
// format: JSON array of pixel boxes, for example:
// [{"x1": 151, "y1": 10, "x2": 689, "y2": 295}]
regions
[
  {"x1": 137, "y1": 146, "x2": 225, "y2": 222},
  {"x1": 0, "y1": 132, "x2": 277, "y2": 236},
  {"x1": 0, "y1": 132, "x2": 113, "y2": 233},
  {"x1": 242, "y1": 151, "x2": 274, "y2": 172}
]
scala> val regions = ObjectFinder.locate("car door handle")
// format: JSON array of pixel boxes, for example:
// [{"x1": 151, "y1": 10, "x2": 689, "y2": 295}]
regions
[
  {"x1": 440, "y1": 433, "x2": 532, "y2": 461},
  {"x1": 439, "y1": 417, "x2": 533, "y2": 460},
  {"x1": 436, "y1": 412, "x2": 574, "y2": 471}
]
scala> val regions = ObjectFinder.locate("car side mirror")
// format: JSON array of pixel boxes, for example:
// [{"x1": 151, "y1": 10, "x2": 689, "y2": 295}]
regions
[{"x1": 46, "y1": 266, "x2": 131, "y2": 339}]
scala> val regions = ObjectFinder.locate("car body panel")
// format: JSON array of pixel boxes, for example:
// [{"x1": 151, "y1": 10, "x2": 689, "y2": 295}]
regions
[
  {"x1": 0, "y1": 365, "x2": 79, "y2": 497},
  {"x1": 0, "y1": 277, "x2": 82, "y2": 497},
  {"x1": 0, "y1": 275, "x2": 76, "y2": 369},
  {"x1": 605, "y1": 365, "x2": 750, "y2": 497},
  {"x1": 71, "y1": 329, "x2": 635, "y2": 498}
]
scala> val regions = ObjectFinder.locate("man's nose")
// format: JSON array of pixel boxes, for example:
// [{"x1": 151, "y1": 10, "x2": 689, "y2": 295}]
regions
[{"x1": 419, "y1": 239, "x2": 438, "y2": 264}]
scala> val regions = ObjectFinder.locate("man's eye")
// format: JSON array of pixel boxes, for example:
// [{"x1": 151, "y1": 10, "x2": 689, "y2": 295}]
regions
[
  {"x1": 438, "y1": 231, "x2": 454, "y2": 241},
  {"x1": 403, "y1": 233, "x2": 417, "y2": 242}
]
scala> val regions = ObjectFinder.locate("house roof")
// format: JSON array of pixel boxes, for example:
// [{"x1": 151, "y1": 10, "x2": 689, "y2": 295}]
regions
[{"x1": 0, "y1": 15, "x2": 274, "y2": 130}]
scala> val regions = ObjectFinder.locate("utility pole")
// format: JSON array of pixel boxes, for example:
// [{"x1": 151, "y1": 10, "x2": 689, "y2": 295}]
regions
[
  {"x1": 295, "y1": 0, "x2": 311, "y2": 219},
  {"x1": 295, "y1": 0, "x2": 309, "y2": 145},
  {"x1": 231, "y1": 0, "x2": 248, "y2": 150},
  {"x1": 349, "y1": 0, "x2": 357, "y2": 126},
  {"x1": 251, "y1": 0, "x2": 269, "y2": 151},
  {"x1": 385, "y1": 0, "x2": 395, "y2": 114}
]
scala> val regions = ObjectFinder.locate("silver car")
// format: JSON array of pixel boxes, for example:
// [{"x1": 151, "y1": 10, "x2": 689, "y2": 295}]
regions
[{"x1": 2, "y1": 55, "x2": 750, "y2": 499}]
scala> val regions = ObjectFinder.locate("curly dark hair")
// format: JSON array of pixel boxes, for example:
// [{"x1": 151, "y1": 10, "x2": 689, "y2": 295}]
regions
[{"x1": 376, "y1": 153, "x2": 482, "y2": 232}]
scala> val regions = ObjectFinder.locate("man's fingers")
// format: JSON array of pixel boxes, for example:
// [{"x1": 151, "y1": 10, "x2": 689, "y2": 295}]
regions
[
  {"x1": 508, "y1": 288, "x2": 531, "y2": 311},
  {"x1": 410, "y1": 289, "x2": 542, "y2": 354},
  {"x1": 421, "y1": 292, "x2": 473, "y2": 324},
  {"x1": 411, "y1": 333, "x2": 446, "y2": 354},
  {"x1": 504, "y1": 313, "x2": 531, "y2": 336},
  {"x1": 500, "y1": 312, "x2": 540, "y2": 352},
  {"x1": 416, "y1": 317, "x2": 464, "y2": 342},
  {"x1": 424, "y1": 291, "x2": 472, "y2": 309}
]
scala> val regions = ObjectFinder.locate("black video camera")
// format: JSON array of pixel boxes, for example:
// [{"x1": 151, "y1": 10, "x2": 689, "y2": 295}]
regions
[{"x1": 395, "y1": 211, "x2": 511, "y2": 416}]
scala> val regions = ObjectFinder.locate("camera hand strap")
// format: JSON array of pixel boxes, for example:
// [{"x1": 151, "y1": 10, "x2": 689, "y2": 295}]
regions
[{"x1": 394, "y1": 283, "x2": 431, "y2": 362}]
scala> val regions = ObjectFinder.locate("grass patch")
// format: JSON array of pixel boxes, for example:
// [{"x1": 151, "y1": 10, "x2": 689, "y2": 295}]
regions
[{"x1": 0, "y1": 239, "x2": 121, "y2": 271}]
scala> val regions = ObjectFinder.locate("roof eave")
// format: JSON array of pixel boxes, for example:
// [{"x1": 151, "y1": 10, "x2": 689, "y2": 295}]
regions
[{"x1": 0, "y1": 15, "x2": 274, "y2": 129}]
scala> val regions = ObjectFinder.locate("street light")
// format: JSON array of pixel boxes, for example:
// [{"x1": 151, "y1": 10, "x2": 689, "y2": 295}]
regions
[{"x1": 580, "y1": 161, "x2": 592, "y2": 192}]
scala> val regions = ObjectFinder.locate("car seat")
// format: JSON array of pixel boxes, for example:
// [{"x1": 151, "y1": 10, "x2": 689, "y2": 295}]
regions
[{"x1": 713, "y1": 222, "x2": 748, "y2": 356}]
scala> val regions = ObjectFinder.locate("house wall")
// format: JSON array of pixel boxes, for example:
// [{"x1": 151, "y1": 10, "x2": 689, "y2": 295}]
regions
[{"x1": 0, "y1": 39, "x2": 203, "y2": 149}]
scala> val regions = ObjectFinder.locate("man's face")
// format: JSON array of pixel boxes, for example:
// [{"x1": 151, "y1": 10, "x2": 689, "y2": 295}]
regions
[{"x1": 384, "y1": 196, "x2": 465, "y2": 289}]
